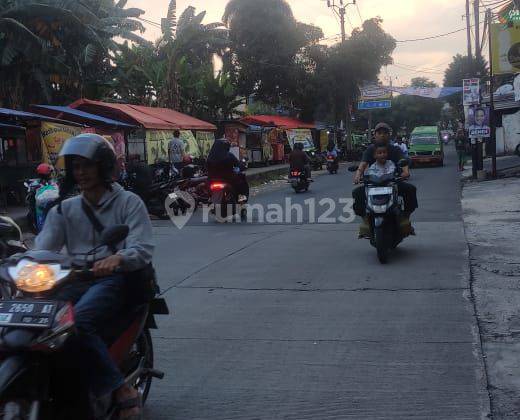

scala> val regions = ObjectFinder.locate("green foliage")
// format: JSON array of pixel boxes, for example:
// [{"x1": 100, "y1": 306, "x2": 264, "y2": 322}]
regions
[
  {"x1": 410, "y1": 77, "x2": 438, "y2": 88},
  {"x1": 443, "y1": 54, "x2": 488, "y2": 87}
]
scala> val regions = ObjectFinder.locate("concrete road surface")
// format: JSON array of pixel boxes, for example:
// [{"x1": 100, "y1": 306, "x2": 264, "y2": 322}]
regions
[{"x1": 145, "y1": 146, "x2": 490, "y2": 419}]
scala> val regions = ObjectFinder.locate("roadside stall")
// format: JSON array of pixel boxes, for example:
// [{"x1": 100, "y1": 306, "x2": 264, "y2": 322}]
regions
[
  {"x1": 69, "y1": 99, "x2": 216, "y2": 164},
  {"x1": 240, "y1": 115, "x2": 316, "y2": 162},
  {"x1": 0, "y1": 108, "x2": 82, "y2": 205}
]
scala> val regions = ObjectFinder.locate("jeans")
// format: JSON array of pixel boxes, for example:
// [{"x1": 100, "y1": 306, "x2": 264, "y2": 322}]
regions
[
  {"x1": 352, "y1": 182, "x2": 418, "y2": 217},
  {"x1": 57, "y1": 275, "x2": 128, "y2": 398}
]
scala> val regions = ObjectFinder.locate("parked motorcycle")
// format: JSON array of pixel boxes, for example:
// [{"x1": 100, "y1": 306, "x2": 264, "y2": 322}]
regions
[
  {"x1": 170, "y1": 165, "x2": 209, "y2": 215},
  {"x1": 24, "y1": 179, "x2": 60, "y2": 234},
  {"x1": 0, "y1": 225, "x2": 169, "y2": 419},
  {"x1": 326, "y1": 156, "x2": 339, "y2": 174},
  {"x1": 289, "y1": 168, "x2": 310, "y2": 193},
  {"x1": 349, "y1": 160, "x2": 413, "y2": 263},
  {"x1": 307, "y1": 150, "x2": 323, "y2": 171}
]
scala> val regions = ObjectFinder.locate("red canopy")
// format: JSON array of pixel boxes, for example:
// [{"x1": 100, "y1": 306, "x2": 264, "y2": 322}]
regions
[
  {"x1": 240, "y1": 115, "x2": 315, "y2": 130},
  {"x1": 69, "y1": 99, "x2": 216, "y2": 131}
]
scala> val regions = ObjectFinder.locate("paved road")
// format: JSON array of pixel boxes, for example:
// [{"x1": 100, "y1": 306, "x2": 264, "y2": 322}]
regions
[{"x1": 146, "y1": 146, "x2": 490, "y2": 419}]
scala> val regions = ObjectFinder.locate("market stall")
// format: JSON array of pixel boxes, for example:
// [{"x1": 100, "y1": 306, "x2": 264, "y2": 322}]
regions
[
  {"x1": 69, "y1": 99, "x2": 216, "y2": 164},
  {"x1": 240, "y1": 115, "x2": 316, "y2": 162}
]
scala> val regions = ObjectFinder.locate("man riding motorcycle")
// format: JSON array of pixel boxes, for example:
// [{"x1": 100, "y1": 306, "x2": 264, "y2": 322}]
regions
[
  {"x1": 352, "y1": 122, "x2": 418, "y2": 234},
  {"x1": 206, "y1": 135, "x2": 249, "y2": 202},
  {"x1": 35, "y1": 133, "x2": 154, "y2": 419},
  {"x1": 289, "y1": 142, "x2": 312, "y2": 180}
]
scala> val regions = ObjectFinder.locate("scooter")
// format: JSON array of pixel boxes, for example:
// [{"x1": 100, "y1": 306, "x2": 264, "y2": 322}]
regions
[
  {"x1": 349, "y1": 160, "x2": 413, "y2": 263},
  {"x1": 209, "y1": 160, "x2": 248, "y2": 223},
  {"x1": 0, "y1": 225, "x2": 169, "y2": 419},
  {"x1": 24, "y1": 179, "x2": 60, "y2": 234},
  {"x1": 326, "y1": 156, "x2": 339, "y2": 174},
  {"x1": 289, "y1": 168, "x2": 310, "y2": 193}
]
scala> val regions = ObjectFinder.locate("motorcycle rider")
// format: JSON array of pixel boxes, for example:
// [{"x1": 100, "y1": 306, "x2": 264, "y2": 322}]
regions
[
  {"x1": 36, "y1": 162, "x2": 54, "y2": 182},
  {"x1": 352, "y1": 122, "x2": 418, "y2": 234},
  {"x1": 35, "y1": 134, "x2": 154, "y2": 419},
  {"x1": 207, "y1": 132, "x2": 249, "y2": 202},
  {"x1": 289, "y1": 142, "x2": 312, "y2": 180}
]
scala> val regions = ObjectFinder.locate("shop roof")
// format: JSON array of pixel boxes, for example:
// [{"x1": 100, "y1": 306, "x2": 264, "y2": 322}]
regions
[
  {"x1": 31, "y1": 105, "x2": 136, "y2": 129},
  {"x1": 240, "y1": 115, "x2": 315, "y2": 129},
  {"x1": 69, "y1": 99, "x2": 216, "y2": 131},
  {"x1": 0, "y1": 107, "x2": 82, "y2": 126}
]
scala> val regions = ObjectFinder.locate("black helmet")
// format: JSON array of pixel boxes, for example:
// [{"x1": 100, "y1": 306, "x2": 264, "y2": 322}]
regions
[{"x1": 60, "y1": 133, "x2": 116, "y2": 188}]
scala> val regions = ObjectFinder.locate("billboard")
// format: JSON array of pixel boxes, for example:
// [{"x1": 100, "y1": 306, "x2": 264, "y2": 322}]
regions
[
  {"x1": 463, "y1": 78, "x2": 480, "y2": 105},
  {"x1": 467, "y1": 105, "x2": 491, "y2": 138},
  {"x1": 491, "y1": 22, "x2": 520, "y2": 74}
]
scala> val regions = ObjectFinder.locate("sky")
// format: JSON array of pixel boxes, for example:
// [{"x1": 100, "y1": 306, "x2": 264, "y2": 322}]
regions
[{"x1": 127, "y1": 0, "x2": 483, "y2": 87}]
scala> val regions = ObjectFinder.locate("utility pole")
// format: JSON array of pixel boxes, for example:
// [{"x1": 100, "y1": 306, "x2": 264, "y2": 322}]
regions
[
  {"x1": 488, "y1": 8, "x2": 497, "y2": 178},
  {"x1": 466, "y1": 0, "x2": 473, "y2": 59},
  {"x1": 474, "y1": 1, "x2": 480, "y2": 61},
  {"x1": 326, "y1": 0, "x2": 357, "y2": 150}
]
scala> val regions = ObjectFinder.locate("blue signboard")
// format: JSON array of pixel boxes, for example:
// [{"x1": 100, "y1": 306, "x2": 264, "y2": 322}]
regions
[{"x1": 358, "y1": 100, "x2": 392, "y2": 110}]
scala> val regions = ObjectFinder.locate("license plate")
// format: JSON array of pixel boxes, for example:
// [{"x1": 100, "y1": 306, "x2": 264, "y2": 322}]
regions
[
  {"x1": 368, "y1": 187, "x2": 393, "y2": 195},
  {"x1": 0, "y1": 301, "x2": 57, "y2": 328}
]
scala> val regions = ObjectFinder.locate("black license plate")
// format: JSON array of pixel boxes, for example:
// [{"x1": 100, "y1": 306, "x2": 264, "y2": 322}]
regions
[{"x1": 0, "y1": 301, "x2": 57, "y2": 328}]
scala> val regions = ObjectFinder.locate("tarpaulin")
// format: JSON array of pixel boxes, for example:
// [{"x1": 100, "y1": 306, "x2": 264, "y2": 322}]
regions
[
  {"x1": 69, "y1": 99, "x2": 216, "y2": 131},
  {"x1": 387, "y1": 87, "x2": 463, "y2": 98},
  {"x1": 241, "y1": 115, "x2": 315, "y2": 129},
  {"x1": 32, "y1": 105, "x2": 135, "y2": 129}
]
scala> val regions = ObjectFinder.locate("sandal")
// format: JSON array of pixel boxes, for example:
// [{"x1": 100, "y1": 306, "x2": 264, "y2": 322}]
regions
[{"x1": 117, "y1": 396, "x2": 142, "y2": 420}]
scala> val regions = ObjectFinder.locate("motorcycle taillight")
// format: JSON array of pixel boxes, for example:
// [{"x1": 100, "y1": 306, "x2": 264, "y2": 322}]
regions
[
  {"x1": 210, "y1": 182, "x2": 226, "y2": 191},
  {"x1": 291, "y1": 171, "x2": 301, "y2": 177}
]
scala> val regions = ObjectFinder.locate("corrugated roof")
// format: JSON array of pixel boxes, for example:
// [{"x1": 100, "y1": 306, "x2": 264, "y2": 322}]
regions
[
  {"x1": 31, "y1": 105, "x2": 136, "y2": 129},
  {"x1": 69, "y1": 99, "x2": 216, "y2": 131},
  {"x1": 240, "y1": 115, "x2": 315, "y2": 129}
]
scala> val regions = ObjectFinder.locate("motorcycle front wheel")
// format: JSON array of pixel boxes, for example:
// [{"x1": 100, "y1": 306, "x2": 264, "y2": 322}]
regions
[
  {"x1": 134, "y1": 329, "x2": 154, "y2": 404},
  {"x1": 374, "y1": 226, "x2": 388, "y2": 264}
]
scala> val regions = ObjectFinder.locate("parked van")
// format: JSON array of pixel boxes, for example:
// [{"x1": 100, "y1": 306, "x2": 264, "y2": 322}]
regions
[{"x1": 408, "y1": 126, "x2": 443, "y2": 166}]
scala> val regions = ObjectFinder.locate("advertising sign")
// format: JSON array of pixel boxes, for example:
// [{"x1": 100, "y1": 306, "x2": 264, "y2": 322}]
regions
[
  {"x1": 196, "y1": 131, "x2": 215, "y2": 158},
  {"x1": 40, "y1": 122, "x2": 81, "y2": 167},
  {"x1": 145, "y1": 130, "x2": 201, "y2": 164},
  {"x1": 491, "y1": 22, "x2": 520, "y2": 74},
  {"x1": 468, "y1": 105, "x2": 491, "y2": 138},
  {"x1": 463, "y1": 79, "x2": 480, "y2": 105},
  {"x1": 360, "y1": 84, "x2": 392, "y2": 101},
  {"x1": 286, "y1": 129, "x2": 314, "y2": 151}
]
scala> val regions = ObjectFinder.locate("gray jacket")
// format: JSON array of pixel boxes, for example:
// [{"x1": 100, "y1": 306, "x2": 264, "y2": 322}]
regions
[{"x1": 35, "y1": 183, "x2": 154, "y2": 272}]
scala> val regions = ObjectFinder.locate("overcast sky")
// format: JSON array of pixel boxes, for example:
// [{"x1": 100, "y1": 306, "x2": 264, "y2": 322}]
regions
[{"x1": 127, "y1": 0, "x2": 479, "y2": 86}]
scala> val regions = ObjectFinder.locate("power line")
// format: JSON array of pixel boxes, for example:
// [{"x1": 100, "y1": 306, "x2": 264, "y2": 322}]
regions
[
  {"x1": 395, "y1": 26, "x2": 470, "y2": 43},
  {"x1": 355, "y1": 3, "x2": 364, "y2": 24}
]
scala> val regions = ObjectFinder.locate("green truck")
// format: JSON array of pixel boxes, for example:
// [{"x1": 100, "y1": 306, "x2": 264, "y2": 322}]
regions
[{"x1": 408, "y1": 126, "x2": 443, "y2": 166}]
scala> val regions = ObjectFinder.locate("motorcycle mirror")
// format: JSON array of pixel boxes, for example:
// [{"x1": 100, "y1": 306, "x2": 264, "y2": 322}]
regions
[
  {"x1": 348, "y1": 165, "x2": 359, "y2": 172},
  {"x1": 100, "y1": 225, "x2": 129, "y2": 247},
  {"x1": 0, "y1": 222, "x2": 14, "y2": 237}
]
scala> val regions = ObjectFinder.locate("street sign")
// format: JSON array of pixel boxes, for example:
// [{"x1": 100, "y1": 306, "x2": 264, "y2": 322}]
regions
[{"x1": 358, "y1": 100, "x2": 392, "y2": 110}]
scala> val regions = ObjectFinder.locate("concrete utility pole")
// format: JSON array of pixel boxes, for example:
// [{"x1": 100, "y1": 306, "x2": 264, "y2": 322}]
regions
[
  {"x1": 474, "y1": 1, "x2": 480, "y2": 62},
  {"x1": 326, "y1": 0, "x2": 357, "y2": 149},
  {"x1": 466, "y1": 0, "x2": 473, "y2": 59}
]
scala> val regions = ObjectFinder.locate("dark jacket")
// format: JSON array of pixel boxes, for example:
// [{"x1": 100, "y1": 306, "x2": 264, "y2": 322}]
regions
[
  {"x1": 207, "y1": 139, "x2": 239, "y2": 180},
  {"x1": 289, "y1": 149, "x2": 310, "y2": 169}
]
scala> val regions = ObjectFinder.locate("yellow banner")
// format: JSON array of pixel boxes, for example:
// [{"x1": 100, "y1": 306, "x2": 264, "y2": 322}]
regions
[
  {"x1": 491, "y1": 22, "x2": 520, "y2": 75},
  {"x1": 145, "y1": 130, "x2": 202, "y2": 164},
  {"x1": 286, "y1": 129, "x2": 314, "y2": 151},
  {"x1": 195, "y1": 131, "x2": 215, "y2": 158},
  {"x1": 40, "y1": 122, "x2": 81, "y2": 167},
  {"x1": 320, "y1": 130, "x2": 329, "y2": 151}
]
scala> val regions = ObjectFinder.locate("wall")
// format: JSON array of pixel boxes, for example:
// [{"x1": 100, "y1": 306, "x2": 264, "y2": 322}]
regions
[{"x1": 502, "y1": 109, "x2": 520, "y2": 153}]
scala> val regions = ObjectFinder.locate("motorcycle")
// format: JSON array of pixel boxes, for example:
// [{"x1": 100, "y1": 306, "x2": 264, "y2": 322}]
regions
[
  {"x1": 0, "y1": 225, "x2": 169, "y2": 419},
  {"x1": 169, "y1": 165, "x2": 209, "y2": 216},
  {"x1": 289, "y1": 168, "x2": 310, "y2": 193},
  {"x1": 307, "y1": 150, "x2": 324, "y2": 171},
  {"x1": 24, "y1": 180, "x2": 60, "y2": 234},
  {"x1": 326, "y1": 156, "x2": 339, "y2": 174},
  {"x1": 0, "y1": 217, "x2": 26, "y2": 259},
  {"x1": 349, "y1": 160, "x2": 413, "y2": 264},
  {"x1": 209, "y1": 160, "x2": 248, "y2": 223}
]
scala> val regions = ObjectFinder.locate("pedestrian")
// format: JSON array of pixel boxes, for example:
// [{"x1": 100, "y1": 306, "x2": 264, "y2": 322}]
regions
[
  {"x1": 168, "y1": 129, "x2": 186, "y2": 176},
  {"x1": 395, "y1": 137, "x2": 408, "y2": 156},
  {"x1": 455, "y1": 128, "x2": 468, "y2": 171}
]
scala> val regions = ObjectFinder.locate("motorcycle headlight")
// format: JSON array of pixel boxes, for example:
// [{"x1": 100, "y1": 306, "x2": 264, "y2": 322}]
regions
[{"x1": 16, "y1": 264, "x2": 56, "y2": 293}]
